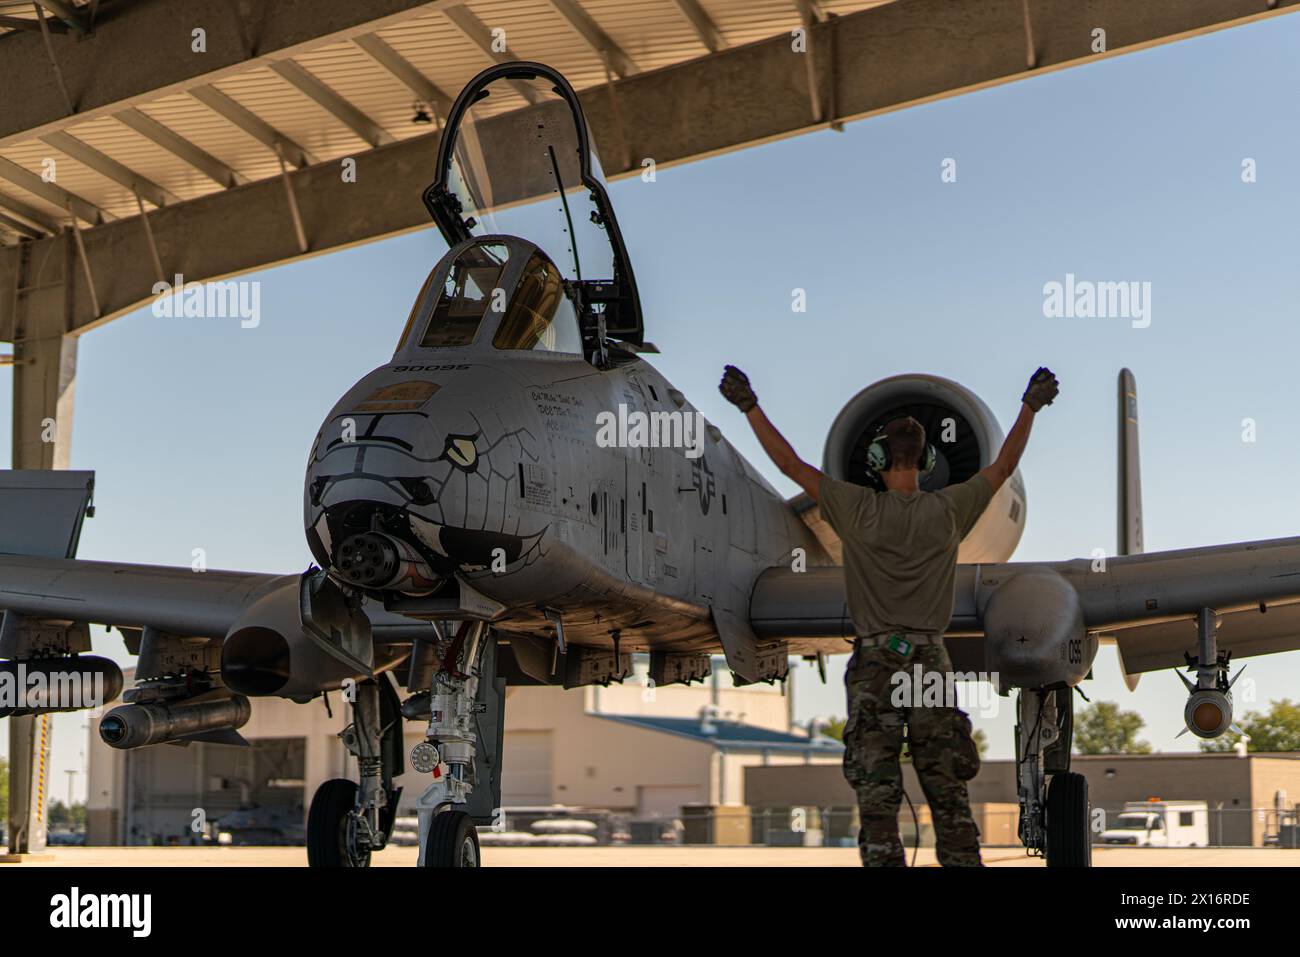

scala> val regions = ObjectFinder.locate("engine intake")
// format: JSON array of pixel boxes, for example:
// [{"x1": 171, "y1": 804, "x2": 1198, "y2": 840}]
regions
[
  {"x1": 822, "y1": 374, "x2": 1026, "y2": 563},
  {"x1": 220, "y1": 574, "x2": 373, "y2": 700}
]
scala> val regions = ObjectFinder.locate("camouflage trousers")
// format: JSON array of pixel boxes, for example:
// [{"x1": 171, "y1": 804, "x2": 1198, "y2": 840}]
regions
[{"x1": 842, "y1": 641, "x2": 982, "y2": 867}]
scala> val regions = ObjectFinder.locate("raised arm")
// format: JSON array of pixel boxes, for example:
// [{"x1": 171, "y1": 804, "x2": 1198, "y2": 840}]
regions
[
  {"x1": 981, "y1": 367, "x2": 1059, "y2": 493},
  {"x1": 718, "y1": 366, "x2": 825, "y2": 501}
]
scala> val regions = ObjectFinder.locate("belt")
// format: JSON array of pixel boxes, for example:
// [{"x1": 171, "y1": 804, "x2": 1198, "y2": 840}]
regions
[{"x1": 861, "y1": 631, "x2": 943, "y2": 649}]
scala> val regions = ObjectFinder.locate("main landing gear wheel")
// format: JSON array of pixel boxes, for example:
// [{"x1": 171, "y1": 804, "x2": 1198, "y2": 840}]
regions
[
  {"x1": 308, "y1": 778, "x2": 371, "y2": 867},
  {"x1": 422, "y1": 810, "x2": 480, "y2": 868},
  {"x1": 1045, "y1": 771, "x2": 1092, "y2": 868}
]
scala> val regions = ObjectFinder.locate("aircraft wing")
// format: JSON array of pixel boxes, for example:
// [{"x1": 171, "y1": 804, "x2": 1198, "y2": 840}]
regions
[
  {"x1": 749, "y1": 536, "x2": 1300, "y2": 674},
  {"x1": 1061, "y1": 537, "x2": 1300, "y2": 674},
  {"x1": 0, "y1": 554, "x2": 434, "y2": 646},
  {"x1": 0, "y1": 553, "x2": 288, "y2": 639}
]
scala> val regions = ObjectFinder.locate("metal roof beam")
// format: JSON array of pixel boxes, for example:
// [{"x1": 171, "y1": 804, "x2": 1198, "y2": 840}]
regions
[
  {"x1": 40, "y1": 130, "x2": 180, "y2": 208},
  {"x1": 32, "y1": 0, "x2": 88, "y2": 34},
  {"x1": 190, "y1": 85, "x2": 318, "y2": 169},
  {"x1": 0, "y1": 210, "x2": 43, "y2": 241},
  {"x1": 0, "y1": 190, "x2": 61, "y2": 234},
  {"x1": 352, "y1": 33, "x2": 453, "y2": 116},
  {"x1": 0, "y1": 13, "x2": 67, "y2": 34},
  {"x1": 8, "y1": 0, "x2": 1300, "y2": 338},
  {"x1": 0, "y1": 156, "x2": 104, "y2": 225},
  {"x1": 268, "y1": 60, "x2": 395, "y2": 149},
  {"x1": 545, "y1": 0, "x2": 638, "y2": 77},
  {"x1": 668, "y1": 0, "x2": 727, "y2": 54},
  {"x1": 114, "y1": 108, "x2": 247, "y2": 189},
  {"x1": 0, "y1": 0, "x2": 467, "y2": 148},
  {"x1": 442, "y1": 4, "x2": 542, "y2": 104}
]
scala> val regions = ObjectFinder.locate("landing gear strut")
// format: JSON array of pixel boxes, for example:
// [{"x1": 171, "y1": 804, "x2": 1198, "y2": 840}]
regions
[
  {"x1": 1015, "y1": 686, "x2": 1091, "y2": 867},
  {"x1": 307, "y1": 676, "x2": 403, "y2": 867},
  {"x1": 414, "y1": 620, "x2": 491, "y2": 868}
]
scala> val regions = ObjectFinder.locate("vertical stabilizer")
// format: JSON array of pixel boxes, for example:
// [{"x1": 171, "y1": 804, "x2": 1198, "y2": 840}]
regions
[
  {"x1": 1116, "y1": 369, "x2": 1143, "y2": 691},
  {"x1": 1117, "y1": 369, "x2": 1143, "y2": 557}
]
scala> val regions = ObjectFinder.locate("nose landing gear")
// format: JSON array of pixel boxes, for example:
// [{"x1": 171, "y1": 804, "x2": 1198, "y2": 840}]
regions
[
  {"x1": 305, "y1": 619, "x2": 502, "y2": 867},
  {"x1": 424, "y1": 808, "x2": 481, "y2": 868},
  {"x1": 414, "y1": 620, "x2": 491, "y2": 868}
]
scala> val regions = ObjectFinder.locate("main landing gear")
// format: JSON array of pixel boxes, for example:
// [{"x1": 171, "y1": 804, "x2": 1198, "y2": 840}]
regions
[
  {"x1": 307, "y1": 675, "x2": 404, "y2": 867},
  {"x1": 1015, "y1": 686, "x2": 1092, "y2": 867}
]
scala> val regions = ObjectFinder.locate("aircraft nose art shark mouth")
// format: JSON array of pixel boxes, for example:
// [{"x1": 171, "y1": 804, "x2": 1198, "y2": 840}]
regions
[{"x1": 304, "y1": 411, "x2": 550, "y2": 588}]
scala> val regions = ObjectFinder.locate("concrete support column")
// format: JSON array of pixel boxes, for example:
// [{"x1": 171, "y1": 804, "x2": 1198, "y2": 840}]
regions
[{"x1": 3, "y1": 231, "x2": 79, "y2": 858}]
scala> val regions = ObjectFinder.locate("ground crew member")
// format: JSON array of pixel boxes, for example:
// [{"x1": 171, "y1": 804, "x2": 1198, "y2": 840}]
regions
[{"x1": 719, "y1": 365, "x2": 1059, "y2": 866}]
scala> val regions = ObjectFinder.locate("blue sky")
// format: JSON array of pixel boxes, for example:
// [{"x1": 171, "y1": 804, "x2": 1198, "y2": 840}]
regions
[{"x1": 5, "y1": 15, "x2": 1300, "y2": 797}]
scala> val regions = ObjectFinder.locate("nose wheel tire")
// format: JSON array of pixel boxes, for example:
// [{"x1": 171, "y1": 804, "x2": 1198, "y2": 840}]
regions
[
  {"x1": 1045, "y1": 771, "x2": 1092, "y2": 868},
  {"x1": 422, "y1": 810, "x2": 480, "y2": 868},
  {"x1": 308, "y1": 778, "x2": 371, "y2": 867}
]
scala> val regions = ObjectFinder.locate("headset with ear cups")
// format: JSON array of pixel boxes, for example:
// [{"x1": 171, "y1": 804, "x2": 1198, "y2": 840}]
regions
[{"x1": 866, "y1": 418, "x2": 937, "y2": 474}]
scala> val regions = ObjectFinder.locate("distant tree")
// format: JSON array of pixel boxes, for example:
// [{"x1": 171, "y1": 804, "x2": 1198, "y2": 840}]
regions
[
  {"x1": 817, "y1": 717, "x2": 845, "y2": 742},
  {"x1": 1074, "y1": 701, "x2": 1152, "y2": 754},
  {"x1": 47, "y1": 800, "x2": 89, "y2": 830},
  {"x1": 0, "y1": 756, "x2": 7, "y2": 815},
  {"x1": 1202, "y1": 699, "x2": 1300, "y2": 753},
  {"x1": 972, "y1": 727, "x2": 988, "y2": 757},
  {"x1": 48, "y1": 800, "x2": 71, "y2": 828}
]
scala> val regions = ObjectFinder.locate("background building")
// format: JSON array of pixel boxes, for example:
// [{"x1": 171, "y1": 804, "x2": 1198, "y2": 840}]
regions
[
  {"x1": 745, "y1": 752, "x2": 1300, "y2": 847},
  {"x1": 86, "y1": 657, "x2": 840, "y2": 845}
]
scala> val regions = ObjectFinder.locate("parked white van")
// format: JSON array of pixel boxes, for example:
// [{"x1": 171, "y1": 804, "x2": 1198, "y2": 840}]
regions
[{"x1": 1099, "y1": 800, "x2": 1209, "y2": 847}]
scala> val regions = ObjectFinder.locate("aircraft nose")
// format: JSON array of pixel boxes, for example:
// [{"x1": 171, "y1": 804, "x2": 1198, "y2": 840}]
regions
[{"x1": 303, "y1": 369, "x2": 544, "y2": 587}]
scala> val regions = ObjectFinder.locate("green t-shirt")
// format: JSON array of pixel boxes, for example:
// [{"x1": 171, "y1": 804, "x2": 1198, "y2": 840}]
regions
[{"x1": 818, "y1": 472, "x2": 994, "y2": 639}]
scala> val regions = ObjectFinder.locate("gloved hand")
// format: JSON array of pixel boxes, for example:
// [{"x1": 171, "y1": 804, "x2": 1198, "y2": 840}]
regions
[
  {"x1": 1022, "y1": 367, "x2": 1059, "y2": 412},
  {"x1": 719, "y1": 365, "x2": 758, "y2": 413}
]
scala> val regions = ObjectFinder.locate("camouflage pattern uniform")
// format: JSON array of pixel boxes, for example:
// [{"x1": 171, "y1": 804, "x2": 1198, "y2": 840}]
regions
[{"x1": 842, "y1": 637, "x2": 982, "y2": 866}]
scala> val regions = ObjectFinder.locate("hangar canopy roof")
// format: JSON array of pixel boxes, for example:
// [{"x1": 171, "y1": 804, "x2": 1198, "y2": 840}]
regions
[{"x1": 1, "y1": 0, "x2": 1297, "y2": 335}]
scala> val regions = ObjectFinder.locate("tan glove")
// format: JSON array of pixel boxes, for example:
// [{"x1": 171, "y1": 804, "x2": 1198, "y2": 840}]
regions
[
  {"x1": 1022, "y1": 367, "x2": 1059, "y2": 412},
  {"x1": 719, "y1": 365, "x2": 758, "y2": 413}
]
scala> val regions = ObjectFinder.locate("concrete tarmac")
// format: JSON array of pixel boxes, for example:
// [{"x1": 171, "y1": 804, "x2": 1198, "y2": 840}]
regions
[{"x1": 3, "y1": 845, "x2": 1298, "y2": 867}]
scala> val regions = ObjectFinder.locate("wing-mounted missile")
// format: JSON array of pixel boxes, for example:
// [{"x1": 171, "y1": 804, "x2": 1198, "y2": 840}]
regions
[
  {"x1": 1175, "y1": 607, "x2": 1245, "y2": 740},
  {"x1": 0, "y1": 654, "x2": 124, "y2": 717},
  {"x1": 821, "y1": 374, "x2": 1025, "y2": 563},
  {"x1": 421, "y1": 61, "x2": 643, "y2": 361},
  {"x1": 99, "y1": 692, "x2": 252, "y2": 750},
  {"x1": 0, "y1": 611, "x2": 123, "y2": 716}
]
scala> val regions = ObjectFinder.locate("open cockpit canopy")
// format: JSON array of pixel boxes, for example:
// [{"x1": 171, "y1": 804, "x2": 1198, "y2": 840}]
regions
[{"x1": 421, "y1": 62, "x2": 643, "y2": 350}]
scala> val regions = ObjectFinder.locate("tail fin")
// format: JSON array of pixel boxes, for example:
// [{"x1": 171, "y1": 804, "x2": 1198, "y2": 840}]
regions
[
  {"x1": 1116, "y1": 370, "x2": 1143, "y2": 690},
  {"x1": 1117, "y1": 369, "x2": 1143, "y2": 557}
]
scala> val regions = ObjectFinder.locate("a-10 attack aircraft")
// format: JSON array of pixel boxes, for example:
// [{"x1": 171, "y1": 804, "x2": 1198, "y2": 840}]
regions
[{"x1": 3, "y1": 62, "x2": 1300, "y2": 868}]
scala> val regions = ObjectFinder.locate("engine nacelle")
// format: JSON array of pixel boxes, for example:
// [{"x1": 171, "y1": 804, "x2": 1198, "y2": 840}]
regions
[
  {"x1": 822, "y1": 374, "x2": 1025, "y2": 562},
  {"x1": 982, "y1": 569, "x2": 1096, "y2": 690},
  {"x1": 1184, "y1": 688, "x2": 1233, "y2": 739},
  {"x1": 220, "y1": 575, "x2": 373, "y2": 700}
]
